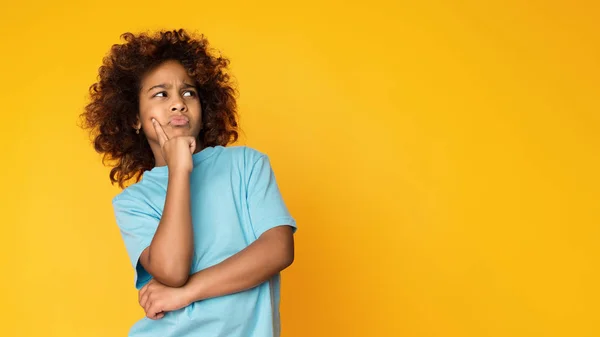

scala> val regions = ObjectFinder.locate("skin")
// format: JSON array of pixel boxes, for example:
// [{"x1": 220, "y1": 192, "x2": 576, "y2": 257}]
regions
[
  {"x1": 136, "y1": 59, "x2": 203, "y2": 167},
  {"x1": 139, "y1": 225, "x2": 294, "y2": 320},
  {"x1": 132, "y1": 60, "x2": 295, "y2": 320},
  {"x1": 133, "y1": 60, "x2": 201, "y2": 287}
]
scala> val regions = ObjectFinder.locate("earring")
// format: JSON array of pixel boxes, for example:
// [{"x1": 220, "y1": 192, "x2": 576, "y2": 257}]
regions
[{"x1": 136, "y1": 127, "x2": 140, "y2": 134}]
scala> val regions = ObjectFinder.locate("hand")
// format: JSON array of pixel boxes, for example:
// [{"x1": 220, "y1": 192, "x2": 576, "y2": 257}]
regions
[
  {"x1": 138, "y1": 278, "x2": 192, "y2": 320},
  {"x1": 152, "y1": 118, "x2": 196, "y2": 173}
]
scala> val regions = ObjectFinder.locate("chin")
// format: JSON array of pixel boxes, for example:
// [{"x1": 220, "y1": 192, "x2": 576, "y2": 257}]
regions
[{"x1": 168, "y1": 127, "x2": 193, "y2": 136}]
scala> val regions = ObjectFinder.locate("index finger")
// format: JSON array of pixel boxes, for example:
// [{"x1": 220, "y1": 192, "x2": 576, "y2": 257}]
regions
[
  {"x1": 152, "y1": 118, "x2": 169, "y2": 145},
  {"x1": 139, "y1": 283, "x2": 148, "y2": 304}
]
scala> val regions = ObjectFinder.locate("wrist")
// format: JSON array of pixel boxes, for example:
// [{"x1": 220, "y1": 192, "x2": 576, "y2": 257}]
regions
[
  {"x1": 181, "y1": 285, "x2": 195, "y2": 306},
  {"x1": 168, "y1": 168, "x2": 192, "y2": 180},
  {"x1": 182, "y1": 274, "x2": 206, "y2": 304}
]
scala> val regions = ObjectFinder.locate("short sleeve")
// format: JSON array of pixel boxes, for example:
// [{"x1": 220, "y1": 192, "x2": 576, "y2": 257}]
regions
[
  {"x1": 112, "y1": 194, "x2": 159, "y2": 289},
  {"x1": 246, "y1": 153, "x2": 296, "y2": 238}
]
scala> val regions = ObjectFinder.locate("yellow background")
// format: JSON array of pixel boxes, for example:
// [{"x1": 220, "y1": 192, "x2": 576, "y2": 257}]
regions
[{"x1": 1, "y1": 1, "x2": 598, "y2": 336}]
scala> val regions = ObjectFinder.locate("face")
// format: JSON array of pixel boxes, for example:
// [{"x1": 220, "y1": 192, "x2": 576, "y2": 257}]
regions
[{"x1": 137, "y1": 60, "x2": 202, "y2": 145}]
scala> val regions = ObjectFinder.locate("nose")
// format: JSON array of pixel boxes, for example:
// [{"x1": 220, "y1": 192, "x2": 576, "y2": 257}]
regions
[{"x1": 170, "y1": 99, "x2": 187, "y2": 112}]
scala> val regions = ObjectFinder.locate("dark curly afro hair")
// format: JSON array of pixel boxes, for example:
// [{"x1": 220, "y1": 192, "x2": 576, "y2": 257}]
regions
[{"x1": 80, "y1": 29, "x2": 239, "y2": 189}]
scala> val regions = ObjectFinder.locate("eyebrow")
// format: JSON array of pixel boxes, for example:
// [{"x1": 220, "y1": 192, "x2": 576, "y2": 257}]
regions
[{"x1": 146, "y1": 83, "x2": 196, "y2": 92}]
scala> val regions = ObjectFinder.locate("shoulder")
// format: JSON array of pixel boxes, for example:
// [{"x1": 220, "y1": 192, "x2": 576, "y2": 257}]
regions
[
  {"x1": 220, "y1": 145, "x2": 266, "y2": 158},
  {"x1": 111, "y1": 181, "x2": 149, "y2": 209},
  {"x1": 219, "y1": 145, "x2": 269, "y2": 166}
]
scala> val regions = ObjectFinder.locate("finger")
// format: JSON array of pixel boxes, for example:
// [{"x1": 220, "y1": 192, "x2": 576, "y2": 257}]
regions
[
  {"x1": 152, "y1": 307, "x2": 164, "y2": 320},
  {"x1": 140, "y1": 292, "x2": 150, "y2": 309},
  {"x1": 145, "y1": 299, "x2": 153, "y2": 317},
  {"x1": 139, "y1": 284, "x2": 148, "y2": 305},
  {"x1": 152, "y1": 118, "x2": 169, "y2": 144},
  {"x1": 148, "y1": 302, "x2": 163, "y2": 320},
  {"x1": 152, "y1": 118, "x2": 169, "y2": 145}
]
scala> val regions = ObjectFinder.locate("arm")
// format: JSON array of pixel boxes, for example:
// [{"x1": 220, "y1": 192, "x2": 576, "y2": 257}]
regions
[
  {"x1": 138, "y1": 225, "x2": 294, "y2": 319},
  {"x1": 183, "y1": 225, "x2": 295, "y2": 302},
  {"x1": 139, "y1": 170, "x2": 194, "y2": 287},
  {"x1": 139, "y1": 122, "x2": 197, "y2": 288}
]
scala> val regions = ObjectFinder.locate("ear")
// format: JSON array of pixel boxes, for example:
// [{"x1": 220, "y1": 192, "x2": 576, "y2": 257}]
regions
[{"x1": 133, "y1": 116, "x2": 142, "y2": 130}]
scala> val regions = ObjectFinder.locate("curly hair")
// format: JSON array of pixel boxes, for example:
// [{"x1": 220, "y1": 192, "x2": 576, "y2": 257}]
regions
[{"x1": 80, "y1": 29, "x2": 239, "y2": 189}]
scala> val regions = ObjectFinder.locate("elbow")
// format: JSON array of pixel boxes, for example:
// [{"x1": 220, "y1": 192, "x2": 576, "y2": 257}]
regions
[
  {"x1": 286, "y1": 252, "x2": 295, "y2": 268},
  {"x1": 163, "y1": 264, "x2": 190, "y2": 287},
  {"x1": 146, "y1": 248, "x2": 191, "y2": 287},
  {"x1": 280, "y1": 246, "x2": 295, "y2": 270},
  {"x1": 277, "y1": 226, "x2": 295, "y2": 270},
  {"x1": 152, "y1": 259, "x2": 190, "y2": 287},
  {"x1": 157, "y1": 268, "x2": 189, "y2": 287},
  {"x1": 278, "y1": 229, "x2": 295, "y2": 270},
  {"x1": 163, "y1": 275, "x2": 189, "y2": 288}
]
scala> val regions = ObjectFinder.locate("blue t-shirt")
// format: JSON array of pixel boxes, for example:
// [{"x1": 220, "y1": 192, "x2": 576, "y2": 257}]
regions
[{"x1": 112, "y1": 145, "x2": 296, "y2": 337}]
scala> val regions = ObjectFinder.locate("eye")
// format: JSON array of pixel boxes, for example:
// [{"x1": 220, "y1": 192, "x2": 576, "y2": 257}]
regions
[
  {"x1": 182, "y1": 90, "x2": 196, "y2": 97},
  {"x1": 153, "y1": 91, "x2": 167, "y2": 98}
]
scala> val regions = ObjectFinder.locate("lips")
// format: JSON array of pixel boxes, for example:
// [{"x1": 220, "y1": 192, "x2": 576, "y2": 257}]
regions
[{"x1": 169, "y1": 115, "x2": 189, "y2": 126}]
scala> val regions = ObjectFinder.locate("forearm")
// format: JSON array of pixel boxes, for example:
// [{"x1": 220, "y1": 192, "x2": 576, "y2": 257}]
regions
[
  {"x1": 144, "y1": 171, "x2": 194, "y2": 286},
  {"x1": 183, "y1": 226, "x2": 294, "y2": 302}
]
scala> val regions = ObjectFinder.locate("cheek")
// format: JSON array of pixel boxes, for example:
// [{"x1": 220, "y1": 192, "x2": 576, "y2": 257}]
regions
[
  {"x1": 190, "y1": 100, "x2": 202, "y2": 113},
  {"x1": 140, "y1": 104, "x2": 164, "y2": 124},
  {"x1": 138, "y1": 108, "x2": 159, "y2": 138},
  {"x1": 140, "y1": 121, "x2": 157, "y2": 141},
  {"x1": 192, "y1": 101, "x2": 203, "y2": 124}
]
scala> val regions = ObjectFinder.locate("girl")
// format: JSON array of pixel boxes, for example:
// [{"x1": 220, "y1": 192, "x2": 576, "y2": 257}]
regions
[{"x1": 80, "y1": 29, "x2": 296, "y2": 337}]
